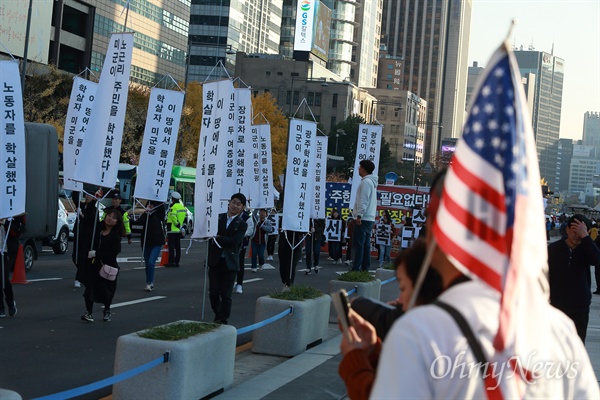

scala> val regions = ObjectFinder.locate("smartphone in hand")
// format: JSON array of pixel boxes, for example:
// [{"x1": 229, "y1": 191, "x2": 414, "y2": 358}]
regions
[{"x1": 331, "y1": 289, "x2": 352, "y2": 341}]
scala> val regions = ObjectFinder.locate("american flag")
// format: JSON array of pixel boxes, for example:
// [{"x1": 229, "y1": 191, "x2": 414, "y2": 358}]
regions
[{"x1": 432, "y1": 43, "x2": 549, "y2": 396}]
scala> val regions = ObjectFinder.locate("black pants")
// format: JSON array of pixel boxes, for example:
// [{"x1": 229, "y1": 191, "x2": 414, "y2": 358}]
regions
[
  {"x1": 209, "y1": 259, "x2": 237, "y2": 324},
  {"x1": 564, "y1": 310, "x2": 589, "y2": 343},
  {"x1": 595, "y1": 266, "x2": 600, "y2": 294},
  {"x1": 236, "y1": 247, "x2": 247, "y2": 285},
  {"x1": 1, "y1": 255, "x2": 15, "y2": 311},
  {"x1": 278, "y1": 232, "x2": 303, "y2": 286},
  {"x1": 267, "y1": 235, "x2": 277, "y2": 256},
  {"x1": 167, "y1": 232, "x2": 181, "y2": 266}
]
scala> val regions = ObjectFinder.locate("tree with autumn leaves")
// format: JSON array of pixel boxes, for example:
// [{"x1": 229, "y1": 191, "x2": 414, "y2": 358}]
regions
[{"x1": 23, "y1": 73, "x2": 290, "y2": 185}]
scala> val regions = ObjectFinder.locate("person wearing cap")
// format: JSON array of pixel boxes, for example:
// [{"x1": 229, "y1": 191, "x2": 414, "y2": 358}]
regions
[
  {"x1": 166, "y1": 192, "x2": 186, "y2": 267},
  {"x1": 548, "y1": 214, "x2": 600, "y2": 343},
  {"x1": 207, "y1": 193, "x2": 248, "y2": 324},
  {"x1": 101, "y1": 190, "x2": 132, "y2": 245}
]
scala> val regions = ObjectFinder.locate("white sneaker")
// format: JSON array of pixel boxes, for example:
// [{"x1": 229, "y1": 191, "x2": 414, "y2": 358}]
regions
[
  {"x1": 251, "y1": 268, "x2": 258, "y2": 273},
  {"x1": 235, "y1": 284, "x2": 243, "y2": 294},
  {"x1": 327, "y1": 257, "x2": 334, "y2": 261},
  {"x1": 144, "y1": 284, "x2": 154, "y2": 292},
  {"x1": 259, "y1": 265, "x2": 263, "y2": 271},
  {"x1": 73, "y1": 280, "x2": 81, "y2": 288},
  {"x1": 267, "y1": 255, "x2": 273, "y2": 261}
]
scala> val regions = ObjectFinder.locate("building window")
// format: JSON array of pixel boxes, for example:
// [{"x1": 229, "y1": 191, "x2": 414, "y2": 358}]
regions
[
  {"x1": 331, "y1": 116, "x2": 337, "y2": 130},
  {"x1": 293, "y1": 90, "x2": 300, "y2": 105},
  {"x1": 332, "y1": 93, "x2": 338, "y2": 107},
  {"x1": 315, "y1": 92, "x2": 322, "y2": 106},
  {"x1": 307, "y1": 92, "x2": 315, "y2": 106}
]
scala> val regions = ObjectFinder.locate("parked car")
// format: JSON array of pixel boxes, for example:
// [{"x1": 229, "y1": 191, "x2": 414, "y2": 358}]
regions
[
  {"x1": 39, "y1": 199, "x2": 70, "y2": 256},
  {"x1": 59, "y1": 197, "x2": 77, "y2": 238}
]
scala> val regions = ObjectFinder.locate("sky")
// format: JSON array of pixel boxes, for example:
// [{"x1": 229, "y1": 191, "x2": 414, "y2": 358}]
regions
[{"x1": 468, "y1": 0, "x2": 600, "y2": 140}]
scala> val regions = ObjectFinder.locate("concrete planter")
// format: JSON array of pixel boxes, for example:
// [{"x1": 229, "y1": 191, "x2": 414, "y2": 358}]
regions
[
  {"x1": 328, "y1": 279, "x2": 381, "y2": 322},
  {"x1": 375, "y1": 267, "x2": 398, "y2": 303},
  {"x1": 113, "y1": 321, "x2": 236, "y2": 400},
  {"x1": 252, "y1": 294, "x2": 331, "y2": 357}
]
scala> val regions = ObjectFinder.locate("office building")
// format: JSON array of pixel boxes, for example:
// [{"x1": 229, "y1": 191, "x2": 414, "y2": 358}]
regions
[
  {"x1": 188, "y1": 0, "x2": 283, "y2": 83},
  {"x1": 352, "y1": 0, "x2": 383, "y2": 88},
  {"x1": 380, "y1": 0, "x2": 472, "y2": 163},
  {"x1": 1, "y1": 0, "x2": 190, "y2": 87},
  {"x1": 582, "y1": 111, "x2": 600, "y2": 155},
  {"x1": 556, "y1": 138, "x2": 574, "y2": 192},
  {"x1": 514, "y1": 50, "x2": 565, "y2": 191},
  {"x1": 569, "y1": 145, "x2": 599, "y2": 193}
]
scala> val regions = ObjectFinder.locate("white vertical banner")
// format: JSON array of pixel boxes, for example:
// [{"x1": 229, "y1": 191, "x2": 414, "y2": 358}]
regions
[
  {"x1": 236, "y1": 87, "x2": 253, "y2": 198},
  {"x1": 311, "y1": 136, "x2": 328, "y2": 219},
  {"x1": 282, "y1": 119, "x2": 317, "y2": 232},
  {"x1": 255, "y1": 124, "x2": 274, "y2": 209},
  {"x1": 219, "y1": 86, "x2": 238, "y2": 208},
  {"x1": 349, "y1": 124, "x2": 382, "y2": 208},
  {"x1": 63, "y1": 76, "x2": 98, "y2": 192},
  {"x1": 73, "y1": 32, "x2": 133, "y2": 188},
  {"x1": 293, "y1": 0, "x2": 316, "y2": 51},
  {"x1": 134, "y1": 88, "x2": 184, "y2": 201},
  {"x1": 192, "y1": 79, "x2": 234, "y2": 238},
  {"x1": 0, "y1": 61, "x2": 26, "y2": 218},
  {"x1": 247, "y1": 123, "x2": 261, "y2": 207}
]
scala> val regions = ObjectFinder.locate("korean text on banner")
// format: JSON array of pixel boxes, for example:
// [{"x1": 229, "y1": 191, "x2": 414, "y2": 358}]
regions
[
  {"x1": 349, "y1": 124, "x2": 382, "y2": 208},
  {"x1": 0, "y1": 61, "x2": 26, "y2": 218},
  {"x1": 134, "y1": 88, "x2": 184, "y2": 202},
  {"x1": 192, "y1": 79, "x2": 234, "y2": 238},
  {"x1": 254, "y1": 124, "x2": 274, "y2": 209},
  {"x1": 282, "y1": 119, "x2": 317, "y2": 232},
  {"x1": 311, "y1": 136, "x2": 328, "y2": 219},
  {"x1": 63, "y1": 76, "x2": 98, "y2": 192},
  {"x1": 73, "y1": 32, "x2": 133, "y2": 188},
  {"x1": 219, "y1": 86, "x2": 238, "y2": 207},
  {"x1": 236, "y1": 88, "x2": 254, "y2": 200}
]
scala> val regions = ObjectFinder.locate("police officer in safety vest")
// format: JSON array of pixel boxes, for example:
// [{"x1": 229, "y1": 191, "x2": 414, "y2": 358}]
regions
[{"x1": 167, "y1": 192, "x2": 186, "y2": 267}]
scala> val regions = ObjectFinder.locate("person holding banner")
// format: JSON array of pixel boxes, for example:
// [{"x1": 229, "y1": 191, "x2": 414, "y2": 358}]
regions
[
  {"x1": 207, "y1": 193, "x2": 248, "y2": 324},
  {"x1": 352, "y1": 160, "x2": 378, "y2": 271},
  {"x1": 250, "y1": 209, "x2": 274, "y2": 273},
  {"x1": 376, "y1": 211, "x2": 396, "y2": 267},
  {"x1": 138, "y1": 201, "x2": 166, "y2": 292},
  {"x1": 327, "y1": 209, "x2": 345, "y2": 264},
  {"x1": 266, "y1": 209, "x2": 279, "y2": 261},
  {"x1": 101, "y1": 191, "x2": 133, "y2": 245},
  {"x1": 235, "y1": 209, "x2": 254, "y2": 294},
  {"x1": 82, "y1": 209, "x2": 125, "y2": 323},
  {"x1": 278, "y1": 230, "x2": 304, "y2": 290},
  {"x1": 72, "y1": 191, "x2": 101, "y2": 288},
  {"x1": 305, "y1": 218, "x2": 325, "y2": 275},
  {"x1": 166, "y1": 192, "x2": 186, "y2": 267},
  {"x1": 0, "y1": 216, "x2": 23, "y2": 317}
]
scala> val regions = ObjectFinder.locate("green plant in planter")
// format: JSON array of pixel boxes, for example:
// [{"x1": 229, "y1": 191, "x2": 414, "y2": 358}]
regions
[
  {"x1": 270, "y1": 285, "x2": 323, "y2": 301},
  {"x1": 337, "y1": 270, "x2": 376, "y2": 282},
  {"x1": 137, "y1": 321, "x2": 220, "y2": 341}
]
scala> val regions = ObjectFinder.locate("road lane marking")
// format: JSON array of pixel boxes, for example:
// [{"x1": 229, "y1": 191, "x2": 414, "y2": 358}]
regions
[
  {"x1": 242, "y1": 278, "x2": 263, "y2": 284},
  {"x1": 110, "y1": 296, "x2": 166, "y2": 308},
  {"x1": 27, "y1": 278, "x2": 63, "y2": 282}
]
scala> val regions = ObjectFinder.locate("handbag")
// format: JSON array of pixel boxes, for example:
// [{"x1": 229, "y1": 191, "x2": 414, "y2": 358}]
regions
[{"x1": 99, "y1": 264, "x2": 119, "y2": 281}]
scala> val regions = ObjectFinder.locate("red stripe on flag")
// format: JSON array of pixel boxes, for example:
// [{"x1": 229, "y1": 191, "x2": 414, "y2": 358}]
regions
[
  {"x1": 441, "y1": 186, "x2": 508, "y2": 255},
  {"x1": 452, "y1": 157, "x2": 506, "y2": 213},
  {"x1": 433, "y1": 222, "x2": 503, "y2": 292}
]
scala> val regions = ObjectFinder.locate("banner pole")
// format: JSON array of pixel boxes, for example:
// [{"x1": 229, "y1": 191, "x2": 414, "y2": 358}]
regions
[{"x1": 201, "y1": 241, "x2": 209, "y2": 320}]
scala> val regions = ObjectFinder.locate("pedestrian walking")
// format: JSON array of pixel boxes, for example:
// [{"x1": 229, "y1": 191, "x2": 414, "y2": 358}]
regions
[
  {"x1": 138, "y1": 200, "x2": 166, "y2": 291},
  {"x1": 0, "y1": 216, "x2": 23, "y2": 317},
  {"x1": 207, "y1": 193, "x2": 248, "y2": 324},
  {"x1": 81, "y1": 209, "x2": 125, "y2": 322},
  {"x1": 250, "y1": 209, "x2": 274, "y2": 273},
  {"x1": 305, "y1": 218, "x2": 325, "y2": 274}
]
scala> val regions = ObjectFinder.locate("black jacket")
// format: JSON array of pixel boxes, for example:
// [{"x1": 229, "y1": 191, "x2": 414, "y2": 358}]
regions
[
  {"x1": 139, "y1": 207, "x2": 165, "y2": 248},
  {"x1": 207, "y1": 213, "x2": 247, "y2": 271}
]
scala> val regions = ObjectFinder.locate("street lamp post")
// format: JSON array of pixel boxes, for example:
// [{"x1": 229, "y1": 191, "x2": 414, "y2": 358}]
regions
[{"x1": 335, "y1": 129, "x2": 346, "y2": 155}]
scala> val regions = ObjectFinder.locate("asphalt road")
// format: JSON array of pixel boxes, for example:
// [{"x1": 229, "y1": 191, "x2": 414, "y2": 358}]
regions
[{"x1": 0, "y1": 237, "x2": 361, "y2": 399}]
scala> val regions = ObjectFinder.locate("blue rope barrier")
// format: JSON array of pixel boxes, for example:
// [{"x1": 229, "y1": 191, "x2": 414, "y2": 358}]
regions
[
  {"x1": 33, "y1": 352, "x2": 170, "y2": 400},
  {"x1": 346, "y1": 287, "x2": 357, "y2": 296},
  {"x1": 237, "y1": 306, "x2": 293, "y2": 335},
  {"x1": 381, "y1": 276, "x2": 397, "y2": 285}
]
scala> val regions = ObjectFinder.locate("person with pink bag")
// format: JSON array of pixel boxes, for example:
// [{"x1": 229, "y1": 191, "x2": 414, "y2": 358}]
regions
[{"x1": 81, "y1": 209, "x2": 125, "y2": 323}]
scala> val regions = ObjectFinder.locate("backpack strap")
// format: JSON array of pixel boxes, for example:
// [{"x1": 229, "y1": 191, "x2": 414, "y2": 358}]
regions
[{"x1": 433, "y1": 300, "x2": 503, "y2": 399}]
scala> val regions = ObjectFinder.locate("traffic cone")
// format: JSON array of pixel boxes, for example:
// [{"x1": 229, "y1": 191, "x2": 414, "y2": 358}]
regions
[
  {"x1": 11, "y1": 244, "x2": 30, "y2": 285},
  {"x1": 159, "y1": 239, "x2": 169, "y2": 266}
]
